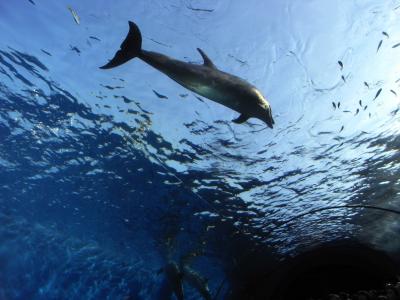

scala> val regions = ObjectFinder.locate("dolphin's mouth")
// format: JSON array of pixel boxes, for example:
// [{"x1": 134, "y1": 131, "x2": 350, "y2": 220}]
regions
[{"x1": 266, "y1": 109, "x2": 274, "y2": 128}]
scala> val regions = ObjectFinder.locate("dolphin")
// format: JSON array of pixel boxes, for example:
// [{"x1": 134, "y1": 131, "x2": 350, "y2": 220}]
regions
[
  {"x1": 181, "y1": 265, "x2": 213, "y2": 300},
  {"x1": 100, "y1": 21, "x2": 274, "y2": 128},
  {"x1": 159, "y1": 261, "x2": 213, "y2": 300},
  {"x1": 161, "y1": 262, "x2": 184, "y2": 300}
]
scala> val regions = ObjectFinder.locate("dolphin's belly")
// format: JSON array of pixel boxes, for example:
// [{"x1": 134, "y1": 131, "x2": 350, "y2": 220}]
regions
[
  {"x1": 170, "y1": 69, "x2": 243, "y2": 111},
  {"x1": 185, "y1": 82, "x2": 235, "y2": 106}
]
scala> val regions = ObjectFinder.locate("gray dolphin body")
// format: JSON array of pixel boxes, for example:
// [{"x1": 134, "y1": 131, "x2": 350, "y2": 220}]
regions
[
  {"x1": 159, "y1": 261, "x2": 212, "y2": 300},
  {"x1": 100, "y1": 21, "x2": 274, "y2": 128},
  {"x1": 181, "y1": 265, "x2": 212, "y2": 300},
  {"x1": 163, "y1": 262, "x2": 184, "y2": 300}
]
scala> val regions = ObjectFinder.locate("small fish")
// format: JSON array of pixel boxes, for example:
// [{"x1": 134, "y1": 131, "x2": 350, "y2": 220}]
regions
[
  {"x1": 100, "y1": 84, "x2": 123, "y2": 90},
  {"x1": 67, "y1": 6, "x2": 80, "y2": 25},
  {"x1": 392, "y1": 43, "x2": 400, "y2": 48},
  {"x1": 359, "y1": 99, "x2": 362, "y2": 106},
  {"x1": 41, "y1": 49, "x2": 52, "y2": 56},
  {"x1": 28, "y1": 0, "x2": 35, "y2": 5},
  {"x1": 332, "y1": 102, "x2": 336, "y2": 109},
  {"x1": 373, "y1": 88, "x2": 382, "y2": 100},
  {"x1": 390, "y1": 89, "x2": 397, "y2": 96},
  {"x1": 343, "y1": 110, "x2": 351, "y2": 113},
  {"x1": 355, "y1": 108, "x2": 359, "y2": 115},
  {"x1": 70, "y1": 45, "x2": 81, "y2": 54},
  {"x1": 369, "y1": 112, "x2": 371, "y2": 118},
  {"x1": 382, "y1": 31, "x2": 389, "y2": 38},
  {"x1": 179, "y1": 94, "x2": 189, "y2": 98},
  {"x1": 341, "y1": 75, "x2": 346, "y2": 82},
  {"x1": 89, "y1": 36, "x2": 101, "y2": 41},
  {"x1": 377, "y1": 40, "x2": 383, "y2": 52},
  {"x1": 186, "y1": 5, "x2": 214, "y2": 12},
  {"x1": 339, "y1": 125, "x2": 344, "y2": 133},
  {"x1": 228, "y1": 54, "x2": 247, "y2": 65},
  {"x1": 364, "y1": 82, "x2": 369, "y2": 88},
  {"x1": 152, "y1": 89, "x2": 168, "y2": 99},
  {"x1": 149, "y1": 38, "x2": 171, "y2": 48},
  {"x1": 337, "y1": 102, "x2": 341, "y2": 108},
  {"x1": 195, "y1": 96, "x2": 205, "y2": 103},
  {"x1": 338, "y1": 60, "x2": 343, "y2": 70},
  {"x1": 364, "y1": 105, "x2": 368, "y2": 110}
]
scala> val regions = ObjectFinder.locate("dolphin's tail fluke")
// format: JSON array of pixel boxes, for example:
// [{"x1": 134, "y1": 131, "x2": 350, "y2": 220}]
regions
[{"x1": 100, "y1": 21, "x2": 142, "y2": 69}]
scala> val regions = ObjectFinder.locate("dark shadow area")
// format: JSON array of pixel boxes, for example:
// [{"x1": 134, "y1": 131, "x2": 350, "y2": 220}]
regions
[{"x1": 228, "y1": 240, "x2": 399, "y2": 300}]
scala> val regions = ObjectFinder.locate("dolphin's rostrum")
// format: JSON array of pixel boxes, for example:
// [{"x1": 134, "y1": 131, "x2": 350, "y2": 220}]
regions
[{"x1": 100, "y1": 21, "x2": 274, "y2": 128}]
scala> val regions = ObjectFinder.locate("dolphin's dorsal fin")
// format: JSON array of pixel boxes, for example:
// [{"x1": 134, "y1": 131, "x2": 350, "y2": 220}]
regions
[
  {"x1": 197, "y1": 48, "x2": 216, "y2": 68},
  {"x1": 232, "y1": 114, "x2": 249, "y2": 124}
]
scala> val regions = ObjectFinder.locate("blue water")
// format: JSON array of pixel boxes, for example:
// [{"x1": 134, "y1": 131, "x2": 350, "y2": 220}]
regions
[{"x1": 1, "y1": 0, "x2": 400, "y2": 299}]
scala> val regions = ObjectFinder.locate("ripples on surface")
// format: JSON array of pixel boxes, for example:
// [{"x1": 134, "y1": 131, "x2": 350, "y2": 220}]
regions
[{"x1": 1, "y1": 0, "x2": 400, "y2": 298}]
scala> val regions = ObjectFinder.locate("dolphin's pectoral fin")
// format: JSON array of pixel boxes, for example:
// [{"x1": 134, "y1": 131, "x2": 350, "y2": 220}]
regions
[
  {"x1": 197, "y1": 48, "x2": 216, "y2": 69},
  {"x1": 232, "y1": 114, "x2": 249, "y2": 124}
]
